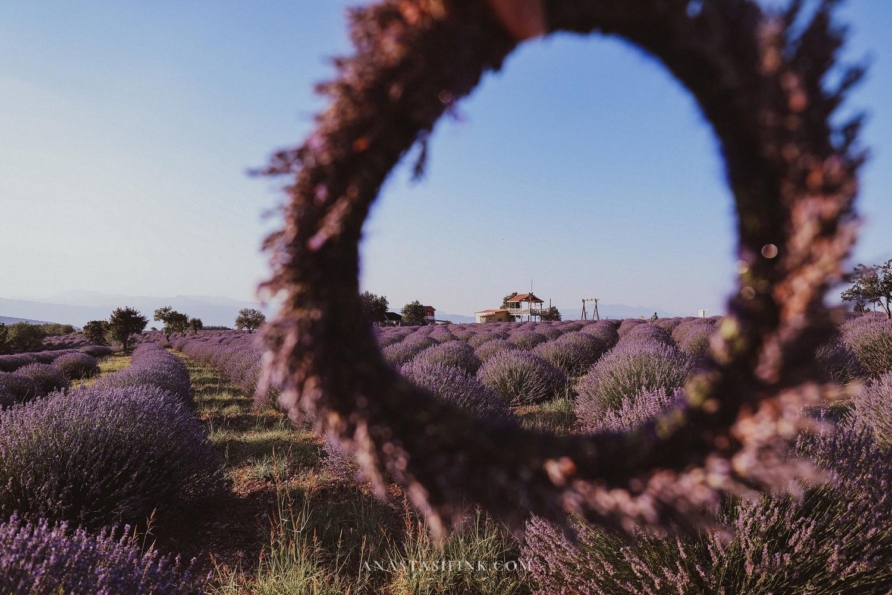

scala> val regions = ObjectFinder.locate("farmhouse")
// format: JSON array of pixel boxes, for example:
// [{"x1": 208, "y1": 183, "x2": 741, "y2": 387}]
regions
[
  {"x1": 476, "y1": 292, "x2": 547, "y2": 323},
  {"x1": 505, "y1": 293, "x2": 545, "y2": 321},
  {"x1": 475, "y1": 309, "x2": 512, "y2": 323}
]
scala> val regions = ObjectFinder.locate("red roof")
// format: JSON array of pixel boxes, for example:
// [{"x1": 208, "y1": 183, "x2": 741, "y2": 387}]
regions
[{"x1": 507, "y1": 293, "x2": 544, "y2": 304}]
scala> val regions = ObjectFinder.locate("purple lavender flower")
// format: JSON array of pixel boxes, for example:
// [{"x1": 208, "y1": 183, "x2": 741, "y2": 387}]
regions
[
  {"x1": 411, "y1": 340, "x2": 482, "y2": 374},
  {"x1": 14, "y1": 363, "x2": 69, "y2": 395},
  {"x1": 474, "y1": 339, "x2": 521, "y2": 363},
  {"x1": 0, "y1": 384, "x2": 223, "y2": 528},
  {"x1": 477, "y1": 350, "x2": 568, "y2": 405},
  {"x1": 0, "y1": 373, "x2": 43, "y2": 403},
  {"x1": 400, "y1": 360, "x2": 515, "y2": 421},
  {"x1": 52, "y1": 353, "x2": 99, "y2": 381},
  {"x1": 0, "y1": 515, "x2": 203, "y2": 594},
  {"x1": 575, "y1": 341, "x2": 694, "y2": 425}
]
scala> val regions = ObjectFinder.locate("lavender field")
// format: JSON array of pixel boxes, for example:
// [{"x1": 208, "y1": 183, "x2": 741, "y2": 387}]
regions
[{"x1": 1, "y1": 310, "x2": 890, "y2": 593}]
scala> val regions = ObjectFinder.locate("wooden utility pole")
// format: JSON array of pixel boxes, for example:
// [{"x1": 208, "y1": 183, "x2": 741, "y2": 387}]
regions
[{"x1": 581, "y1": 298, "x2": 600, "y2": 321}]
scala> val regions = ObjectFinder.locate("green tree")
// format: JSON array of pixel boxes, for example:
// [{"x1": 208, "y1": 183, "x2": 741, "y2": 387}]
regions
[
  {"x1": 235, "y1": 308, "x2": 266, "y2": 333},
  {"x1": 82, "y1": 320, "x2": 110, "y2": 346},
  {"x1": 842, "y1": 261, "x2": 892, "y2": 319},
  {"x1": 154, "y1": 306, "x2": 190, "y2": 340},
  {"x1": 108, "y1": 307, "x2": 148, "y2": 351},
  {"x1": 501, "y1": 292, "x2": 518, "y2": 309},
  {"x1": 188, "y1": 317, "x2": 204, "y2": 334},
  {"x1": 0, "y1": 322, "x2": 46, "y2": 353},
  {"x1": 540, "y1": 306, "x2": 562, "y2": 321},
  {"x1": 360, "y1": 291, "x2": 389, "y2": 324},
  {"x1": 401, "y1": 301, "x2": 428, "y2": 326}
]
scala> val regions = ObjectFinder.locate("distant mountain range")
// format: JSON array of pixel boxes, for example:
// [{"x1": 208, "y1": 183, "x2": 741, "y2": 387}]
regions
[
  {"x1": 0, "y1": 315, "x2": 56, "y2": 326},
  {"x1": 0, "y1": 292, "x2": 276, "y2": 328}
]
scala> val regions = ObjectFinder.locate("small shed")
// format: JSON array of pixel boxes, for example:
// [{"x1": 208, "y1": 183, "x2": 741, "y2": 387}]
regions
[
  {"x1": 422, "y1": 306, "x2": 436, "y2": 322},
  {"x1": 475, "y1": 309, "x2": 512, "y2": 323}
]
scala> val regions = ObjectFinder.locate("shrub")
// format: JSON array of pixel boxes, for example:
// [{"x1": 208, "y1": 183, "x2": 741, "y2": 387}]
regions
[
  {"x1": 382, "y1": 341, "x2": 429, "y2": 368},
  {"x1": 843, "y1": 317, "x2": 892, "y2": 378},
  {"x1": 0, "y1": 385, "x2": 222, "y2": 528},
  {"x1": 507, "y1": 330, "x2": 548, "y2": 350},
  {"x1": 321, "y1": 433, "x2": 360, "y2": 480},
  {"x1": 815, "y1": 339, "x2": 866, "y2": 384},
  {"x1": 676, "y1": 321, "x2": 714, "y2": 356},
  {"x1": 538, "y1": 326, "x2": 564, "y2": 341},
  {"x1": 0, "y1": 373, "x2": 44, "y2": 403},
  {"x1": 617, "y1": 318, "x2": 645, "y2": 338},
  {"x1": 0, "y1": 388, "x2": 15, "y2": 410},
  {"x1": 0, "y1": 355, "x2": 33, "y2": 373},
  {"x1": 376, "y1": 333, "x2": 404, "y2": 348},
  {"x1": 474, "y1": 339, "x2": 521, "y2": 363},
  {"x1": 853, "y1": 371, "x2": 892, "y2": 447},
  {"x1": 14, "y1": 363, "x2": 69, "y2": 395},
  {"x1": 617, "y1": 323, "x2": 674, "y2": 348},
  {"x1": 580, "y1": 322, "x2": 619, "y2": 348},
  {"x1": 468, "y1": 332, "x2": 508, "y2": 348},
  {"x1": 78, "y1": 345, "x2": 114, "y2": 358},
  {"x1": 522, "y1": 424, "x2": 892, "y2": 594},
  {"x1": 53, "y1": 353, "x2": 100, "y2": 380},
  {"x1": 0, "y1": 515, "x2": 202, "y2": 594},
  {"x1": 401, "y1": 360, "x2": 514, "y2": 421},
  {"x1": 575, "y1": 342, "x2": 694, "y2": 425},
  {"x1": 411, "y1": 341, "x2": 482, "y2": 374},
  {"x1": 587, "y1": 388, "x2": 684, "y2": 433},
  {"x1": 477, "y1": 351, "x2": 567, "y2": 405},
  {"x1": 533, "y1": 333, "x2": 606, "y2": 377},
  {"x1": 95, "y1": 344, "x2": 192, "y2": 406}
]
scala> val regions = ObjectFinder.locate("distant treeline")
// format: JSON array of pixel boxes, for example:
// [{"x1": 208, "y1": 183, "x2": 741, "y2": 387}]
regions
[{"x1": 0, "y1": 321, "x2": 77, "y2": 355}]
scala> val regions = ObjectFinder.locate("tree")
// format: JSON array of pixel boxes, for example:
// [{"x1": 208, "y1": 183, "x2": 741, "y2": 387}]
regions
[
  {"x1": 501, "y1": 292, "x2": 518, "y2": 309},
  {"x1": 235, "y1": 308, "x2": 266, "y2": 333},
  {"x1": 154, "y1": 307, "x2": 190, "y2": 340},
  {"x1": 360, "y1": 291, "x2": 389, "y2": 324},
  {"x1": 82, "y1": 320, "x2": 110, "y2": 346},
  {"x1": 108, "y1": 307, "x2": 148, "y2": 351},
  {"x1": 0, "y1": 322, "x2": 46, "y2": 354},
  {"x1": 188, "y1": 317, "x2": 204, "y2": 334},
  {"x1": 540, "y1": 306, "x2": 562, "y2": 321},
  {"x1": 401, "y1": 301, "x2": 428, "y2": 326},
  {"x1": 842, "y1": 261, "x2": 892, "y2": 319}
]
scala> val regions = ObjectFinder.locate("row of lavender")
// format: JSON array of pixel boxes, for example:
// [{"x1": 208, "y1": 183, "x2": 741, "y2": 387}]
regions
[
  {"x1": 0, "y1": 344, "x2": 220, "y2": 592},
  {"x1": 0, "y1": 347, "x2": 113, "y2": 408}
]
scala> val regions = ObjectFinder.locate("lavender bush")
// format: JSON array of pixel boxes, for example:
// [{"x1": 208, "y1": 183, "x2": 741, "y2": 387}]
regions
[
  {"x1": 0, "y1": 385, "x2": 222, "y2": 528},
  {"x1": 853, "y1": 371, "x2": 892, "y2": 447},
  {"x1": 53, "y1": 353, "x2": 100, "y2": 380},
  {"x1": 842, "y1": 316, "x2": 892, "y2": 378},
  {"x1": 477, "y1": 351, "x2": 567, "y2": 405},
  {"x1": 382, "y1": 341, "x2": 430, "y2": 368},
  {"x1": 78, "y1": 345, "x2": 114, "y2": 359},
  {"x1": 468, "y1": 332, "x2": 508, "y2": 348},
  {"x1": 95, "y1": 344, "x2": 192, "y2": 406},
  {"x1": 533, "y1": 333, "x2": 606, "y2": 378},
  {"x1": 588, "y1": 387, "x2": 685, "y2": 433},
  {"x1": 522, "y1": 424, "x2": 892, "y2": 594},
  {"x1": 616, "y1": 318, "x2": 645, "y2": 338},
  {"x1": 0, "y1": 515, "x2": 202, "y2": 594},
  {"x1": 411, "y1": 341, "x2": 481, "y2": 374},
  {"x1": 508, "y1": 330, "x2": 548, "y2": 350},
  {"x1": 0, "y1": 355, "x2": 33, "y2": 374},
  {"x1": 815, "y1": 339, "x2": 866, "y2": 384},
  {"x1": 575, "y1": 341, "x2": 694, "y2": 425},
  {"x1": 0, "y1": 388, "x2": 15, "y2": 410},
  {"x1": 474, "y1": 339, "x2": 521, "y2": 363},
  {"x1": 400, "y1": 360, "x2": 515, "y2": 421},
  {"x1": 14, "y1": 363, "x2": 69, "y2": 395},
  {"x1": 617, "y1": 323, "x2": 674, "y2": 348},
  {"x1": 579, "y1": 322, "x2": 619, "y2": 348},
  {"x1": 0, "y1": 373, "x2": 43, "y2": 403}
]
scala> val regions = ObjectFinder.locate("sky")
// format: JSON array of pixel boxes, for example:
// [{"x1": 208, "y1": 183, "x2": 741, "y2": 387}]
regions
[{"x1": 1, "y1": 1, "x2": 890, "y2": 318}]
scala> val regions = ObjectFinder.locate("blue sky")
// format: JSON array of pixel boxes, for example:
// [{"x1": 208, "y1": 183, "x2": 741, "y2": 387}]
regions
[{"x1": 1, "y1": 1, "x2": 889, "y2": 317}]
